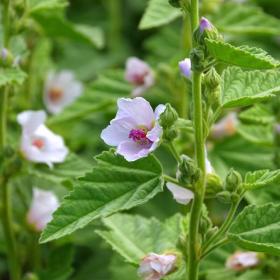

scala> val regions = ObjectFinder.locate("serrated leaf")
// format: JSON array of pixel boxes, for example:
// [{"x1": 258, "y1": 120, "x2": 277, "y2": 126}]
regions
[
  {"x1": 96, "y1": 213, "x2": 181, "y2": 265},
  {"x1": 212, "y1": 4, "x2": 280, "y2": 35},
  {"x1": 139, "y1": 0, "x2": 181, "y2": 30},
  {"x1": 0, "y1": 68, "x2": 27, "y2": 87},
  {"x1": 243, "y1": 169, "x2": 280, "y2": 190},
  {"x1": 239, "y1": 104, "x2": 274, "y2": 125},
  {"x1": 31, "y1": 12, "x2": 104, "y2": 48},
  {"x1": 228, "y1": 203, "x2": 280, "y2": 255},
  {"x1": 29, "y1": 0, "x2": 67, "y2": 14},
  {"x1": 206, "y1": 39, "x2": 280, "y2": 69},
  {"x1": 221, "y1": 67, "x2": 280, "y2": 108},
  {"x1": 237, "y1": 123, "x2": 273, "y2": 145},
  {"x1": 40, "y1": 151, "x2": 164, "y2": 243}
]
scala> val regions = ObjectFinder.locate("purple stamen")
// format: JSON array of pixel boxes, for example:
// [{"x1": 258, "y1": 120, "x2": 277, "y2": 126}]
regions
[{"x1": 129, "y1": 129, "x2": 153, "y2": 146}]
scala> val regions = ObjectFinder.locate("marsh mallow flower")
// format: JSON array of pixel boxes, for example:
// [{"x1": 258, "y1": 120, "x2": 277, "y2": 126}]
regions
[
  {"x1": 179, "y1": 58, "x2": 191, "y2": 79},
  {"x1": 226, "y1": 251, "x2": 259, "y2": 271},
  {"x1": 17, "y1": 110, "x2": 68, "y2": 167},
  {"x1": 44, "y1": 70, "x2": 83, "y2": 115},
  {"x1": 101, "y1": 97, "x2": 165, "y2": 161},
  {"x1": 200, "y1": 17, "x2": 213, "y2": 33},
  {"x1": 125, "y1": 57, "x2": 154, "y2": 96},
  {"x1": 166, "y1": 182, "x2": 194, "y2": 205},
  {"x1": 27, "y1": 188, "x2": 59, "y2": 231},
  {"x1": 211, "y1": 112, "x2": 238, "y2": 139},
  {"x1": 138, "y1": 253, "x2": 177, "y2": 280}
]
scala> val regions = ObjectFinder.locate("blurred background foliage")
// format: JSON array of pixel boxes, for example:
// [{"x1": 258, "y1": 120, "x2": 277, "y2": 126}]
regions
[{"x1": 2, "y1": 0, "x2": 280, "y2": 279}]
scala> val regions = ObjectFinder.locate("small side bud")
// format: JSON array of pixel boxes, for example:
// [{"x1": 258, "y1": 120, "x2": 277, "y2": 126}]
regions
[
  {"x1": 190, "y1": 48, "x2": 205, "y2": 72},
  {"x1": 179, "y1": 58, "x2": 192, "y2": 78},
  {"x1": 225, "y1": 168, "x2": 242, "y2": 192},
  {"x1": 217, "y1": 191, "x2": 232, "y2": 204},
  {"x1": 177, "y1": 155, "x2": 200, "y2": 185},
  {"x1": 199, "y1": 17, "x2": 213, "y2": 33},
  {"x1": 206, "y1": 173, "x2": 223, "y2": 198},
  {"x1": 160, "y1": 103, "x2": 178, "y2": 129},
  {"x1": 204, "y1": 67, "x2": 221, "y2": 90}
]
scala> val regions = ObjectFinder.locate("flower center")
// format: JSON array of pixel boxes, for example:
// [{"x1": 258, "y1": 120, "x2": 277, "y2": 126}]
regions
[
  {"x1": 132, "y1": 71, "x2": 148, "y2": 86},
  {"x1": 32, "y1": 138, "x2": 45, "y2": 149},
  {"x1": 129, "y1": 128, "x2": 153, "y2": 146},
  {"x1": 49, "y1": 87, "x2": 63, "y2": 103}
]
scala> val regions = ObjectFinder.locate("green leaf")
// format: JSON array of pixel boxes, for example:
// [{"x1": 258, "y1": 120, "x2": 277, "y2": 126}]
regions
[
  {"x1": 221, "y1": 67, "x2": 280, "y2": 108},
  {"x1": 139, "y1": 0, "x2": 181, "y2": 30},
  {"x1": 212, "y1": 4, "x2": 280, "y2": 35},
  {"x1": 40, "y1": 150, "x2": 164, "y2": 243},
  {"x1": 228, "y1": 203, "x2": 280, "y2": 255},
  {"x1": 206, "y1": 39, "x2": 280, "y2": 69},
  {"x1": 96, "y1": 213, "x2": 181, "y2": 265},
  {"x1": 237, "y1": 123, "x2": 273, "y2": 145},
  {"x1": 239, "y1": 104, "x2": 274, "y2": 125},
  {"x1": 243, "y1": 169, "x2": 280, "y2": 190},
  {"x1": 31, "y1": 12, "x2": 104, "y2": 48},
  {"x1": 0, "y1": 68, "x2": 27, "y2": 87},
  {"x1": 29, "y1": 0, "x2": 67, "y2": 14},
  {"x1": 47, "y1": 70, "x2": 130, "y2": 126}
]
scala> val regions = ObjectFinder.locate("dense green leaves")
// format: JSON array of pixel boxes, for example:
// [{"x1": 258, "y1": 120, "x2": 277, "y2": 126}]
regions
[
  {"x1": 228, "y1": 204, "x2": 280, "y2": 255},
  {"x1": 221, "y1": 67, "x2": 280, "y2": 108},
  {"x1": 40, "y1": 151, "x2": 164, "y2": 243},
  {"x1": 212, "y1": 4, "x2": 280, "y2": 35},
  {"x1": 97, "y1": 213, "x2": 182, "y2": 265},
  {"x1": 29, "y1": 0, "x2": 68, "y2": 14},
  {"x1": 0, "y1": 68, "x2": 27, "y2": 87},
  {"x1": 139, "y1": 0, "x2": 181, "y2": 30},
  {"x1": 243, "y1": 170, "x2": 280, "y2": 190},
  {"x1": 206, "y1": 40, "x2": 280, "y2": 69}
]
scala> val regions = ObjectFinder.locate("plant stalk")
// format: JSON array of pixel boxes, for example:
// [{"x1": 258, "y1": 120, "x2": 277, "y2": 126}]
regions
[
  {"x1": 1, "y1": 1, "x2": 21, "y2": 279},
  {"x1": 187, "y1": 1, "x2": 206, "y2": 280}
]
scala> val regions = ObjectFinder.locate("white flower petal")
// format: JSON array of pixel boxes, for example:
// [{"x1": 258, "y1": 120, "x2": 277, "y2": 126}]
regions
[
  {"x1": 17, "y1": 110, "x2": 46, "y2": 133},
  {"x1": 117, "y1": 140, "x2": 150, "y2": 161},
  {"x1": 166, "y1": 182, "x2": 194, "y2": 205}
]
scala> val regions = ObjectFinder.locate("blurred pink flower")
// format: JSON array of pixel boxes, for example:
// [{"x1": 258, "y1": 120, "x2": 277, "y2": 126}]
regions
[
  {"x1": 125, "y1": 57, "x2": 154, "y2": 96},
  {"x1": 226, "y1": 251, "x2": 259, "y2": 271},
  {"x1": 179, "y1": 58, "x2": 192, "y2": 79},
  {"x1": 211, "y1": 112, "x2": 238, "y2": 139},
  {"x1": 101, "y1": 97, "x2": 165, "y2": 161},
  {"x1": 166, "y1": 182, "x2": 194, "y2": 205},
  {"x1": 44, "y1": 70, "x2": 83, "y2": 115},
  {"x1": 27, "y1": 188, "x2": 59, "y2": 232},
  {"x1": 138, "y1": 253, "x2": 177, "y2": 280},
  {"x1": 200, "y1": 17, "x2": 213, "y2": 33},
  {"x1": 17, "y1": 110, "x2": 68, "y2": 167}
]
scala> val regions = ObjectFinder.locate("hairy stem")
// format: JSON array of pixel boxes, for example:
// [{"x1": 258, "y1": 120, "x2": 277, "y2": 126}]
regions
[
  {"x1": 187, "y1": 1, "x2": 205, "y2": 280},
  {"x1": 0, "y1": 1, "x2": 21, "y2": 279}
]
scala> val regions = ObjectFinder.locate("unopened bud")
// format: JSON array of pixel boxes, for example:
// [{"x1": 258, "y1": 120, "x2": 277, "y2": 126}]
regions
[
  {"x1": 217, "y1": 191, "x2": 232, "y2": 204},
  {"x1": 179, "y1": 58, "x2": 192, "y2": 78},
  {"x1": 206, "y1": 173, "x2": 223, "y2": 198},
  {"x1": 190, "y1": 48, "x2": 205, "y2": 72},
  {"x1": 177, "y1": 155, "x2": 200, "y2": 185},
  {"x1": 200, "y1": 17, "x2": 213, "y2": 33},
  {"x1": 200, "y1": 215, "x2": 212, "y2": 236},
  {"x1": 160, "y1": 103, "x2": 178, "y2": 128},
  {"x1": 225, "y1": 168, "x2": 242, "y2": 192},
  {"x1": 204, "y1": 67, "x2": 221, "y2": 90}
]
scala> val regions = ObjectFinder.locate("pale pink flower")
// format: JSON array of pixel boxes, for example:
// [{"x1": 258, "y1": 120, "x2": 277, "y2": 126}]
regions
[
  {"x1": 17, "y1": 110, "x2": 68, "y2": 167},
  {"x1": 166, "y1": 182, "x2": 194, "y2": 205},
  {"x1": 27, "y1": 188, "x2": 59, "y2": 232},
  {"x1": 101, "y1": 97, "x2": 165, "y2": 161},
  {"x1": 44, "y1": 70, "x2": 83, "y2": 114},
  {"x1": 138, "y1": 253, "x2": 177, "y2": 280},
  {"x1": 179, "y1": 58, "x2": 191, "y2": 79},
  {"x1": 125, "y1": 57, "x2": 154, "y2": 96},
  {"x1": 211, "y1": 112, "x2": 238, "y2": 139},
  {"x1": 226, "y1": 251, "x2": 259, "y2": 271},
  {"x1": 200, "y1": 17, "x2": 213, "y2": 33}
]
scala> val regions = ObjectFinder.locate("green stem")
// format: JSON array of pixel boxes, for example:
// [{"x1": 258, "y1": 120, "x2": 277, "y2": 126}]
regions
[
  {"x1": 1, "y1": 1, "x2": 21, "y2": 279},
  {"x1": 187, "y1": 1, "x2": 205, "y2": 279},
  {"x1": 167, "y1": 142, "x2": 181, "y2": 163},
  {"x1": 201, "y1": 237, "x2": 229, "y2": 260},
  {"x1": 163, "y1": 174, "x2": 194, "y2": 190}
]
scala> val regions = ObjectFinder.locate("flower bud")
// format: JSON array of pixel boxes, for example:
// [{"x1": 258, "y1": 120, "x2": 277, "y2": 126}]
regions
[
  {"x1": 159, "y1": 103, "x2": 178, "y2": 129},
  {"x1": 199, "y1": 17, "x2": 213, "y2": 33},
  {"x1": 225, "y1": 168, "x2": 242, "y2": 192},
  {"x1": 177, "y1": 155, "x2": 200, "y2": 185},
  {"x1": 206, "y1": 173, "x2": 223, "y2": 198},
  {"x1": 190, "y1": 48, "x2": 205, "y2": 72},
  {"x1": 204, "y1": 67, "x2": 221, "y2": 90},
  {"x1": 138, "y1": 253, "x2": 177, "y2": 280},
  {"x1": 178, "y1": 58, "x2": 191, "y2": 78},
  {"x1": 1, "y1": 48, "x2": 13, "y2": 67},
  {"x1": 217, "y1": 191, "x2": 232, "y2": 204},
  {"x1": 199, "y1": 215, "x2": 212, "y2": 236}
]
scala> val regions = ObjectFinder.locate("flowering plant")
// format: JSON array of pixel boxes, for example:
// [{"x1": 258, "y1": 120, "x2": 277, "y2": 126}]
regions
[{"x1": 1, "y1": 0, "x2": 280, "y2": 279}]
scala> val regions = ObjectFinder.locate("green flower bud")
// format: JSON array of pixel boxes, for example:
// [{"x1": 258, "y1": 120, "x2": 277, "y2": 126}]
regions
[
  {"x1": 217, "y1": 191, "x2": 232, "y2": 204},
  {"x1": 160, "y1": 103, "x2": 179, "y2": 129},
  {"x1": 206, "y1": 173, "x2": 223, "y2": 198},
  {"x1": 225, "y1": 168, "x2": 242, "y2": 192},
  {"x1": 177, "y1": 155, "x2": 200, "y2": 185},
  {"x1": 190, "y1": 48, "x2": 205, "y2": 72},
  {"x1": 163, "y1": 127, "x2": 178, "y2": 142},
  {"x1": 204, "y1": 67, "x2": 221, "y2": 90},
  {"x1": 200, "y1": 214, "x2": 212, "y2": 236}
]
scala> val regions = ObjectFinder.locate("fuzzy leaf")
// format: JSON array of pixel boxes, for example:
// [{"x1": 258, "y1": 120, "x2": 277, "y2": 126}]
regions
[
  {"x1": 212, "y1": 4, "x2": 280, "y2": 35},
  {"x1": 40, "y1": 151, "x2": 164, "y2": 243},
  {"x1": 96, "y1": 213, "x2": 182, "y2": 265},
  {"x1": 221, "y1": 67, "x2": 280, "y2": 108},
  {"x1": 228, "y1": 203, "x2": 280, "y2": 255},
  {"x1": 0, "y1": 68, "x2": 27, "y2": 87},
  {"x1": 206, "y1": 39, "x2": 280, "y2": 69},
  {"x1": 29, "y1": 0, "x2": 67, "y2": 13},
  {"x1": 139, "y1": 0, "x2": 181, "y2": 30},
  {"x1": 243, "y1": 170, "x2": 280, "y2": 190}
]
